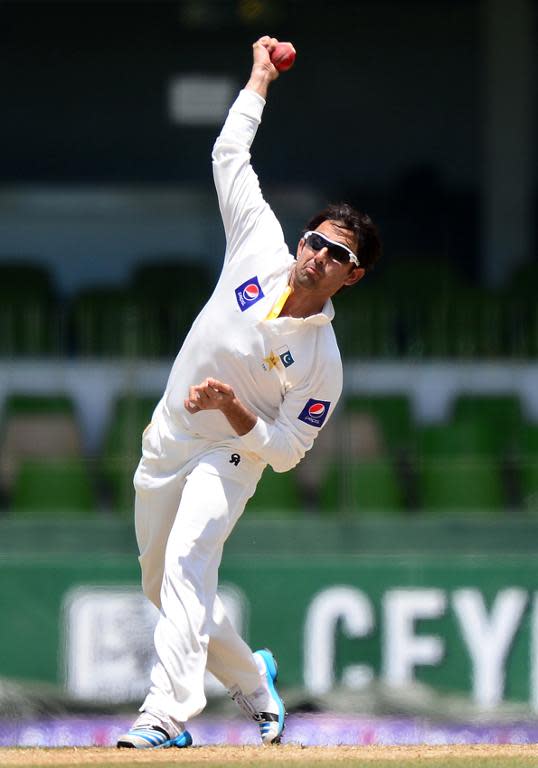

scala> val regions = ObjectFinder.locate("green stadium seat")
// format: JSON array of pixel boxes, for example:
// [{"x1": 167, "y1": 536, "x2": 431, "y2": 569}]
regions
[
  {"x1": 70, "y1": 264, "x2": 212, "y2": 359},
  {"x1": 130, "y1": 261, "x2": 212, "y2": 298},
  {"x1": 451, "y1": 394, "x2": 523, "y2": 455},
  {"x1": 130, "y1": 261, "x2": 213, "y2": 357},
  {"x1": 380, "y1": 256, "x2": 461, "y2": 298},
  {"x1": 507, "y1": 261, "x2": 538, "y2": 300},
  {"x1": 501, "y1": 292, "x2": 537, "y2": 358},
  {"x1": 247, "y1": 467, "x2": 301, "y2": 518},
  {"x1": 345, "y1": 394, "x2": 413, "y2": 454},
  {"x1": 521, "y1": 459, "x2": 538, "y2": 514},
  {"x1": 414, "y1": 420, "x2": 507, "y2": 513},
  {"x1": 101, "y1": 454, "x2": 137, "y2": 515},
  {"x1": 418, "y1": 456, "x2": 505, "y2": 514},
  {"x1": 0, "y1": 263, "x2": 59, "y2": 356},
  {"x1": 3, "y1": 393, "x2": 75, "y2": 417},
  {"x1": 12, "y1": 458, "x2": 96, "y2": 517},
  {"x1": 452, "y1": 394, "x2": 522, "y2": 430},
  {"x1": 518, "y1": 424, "x2": 538, "y2": 514},
  {"x1": 372, "y1": 256, "x2": 464, "y2": 358},
  {"x1": 0, "y1": 263, "x2": 52, "y2": 293},
  {"x1": 416, "y1": 422, "x2": 499, "y2": 457},
  {"x1": 445, "y1": 288, "x2": 506, "y2": 358},
  {"x1": 320, "y1": 458, "x2": 405, "y2": 515},
  {"x1": 70, "y1": 288, "x2": 153, "y2": 357},
  {"x1": 100, "y1": 394, "x2": 159, "y2": 515},
  {"x1": 0, "y1": 394, "x2": 82, "y2": 498},
  {"x1": 436, "y1": 290, "x2": 509, "y2": 359},
  {"x1": 333, "y1": 289, "x2": 399, "y2": 358},
  {"x1": 520, "y1": 424, "x2": 538, "y2": 455}
]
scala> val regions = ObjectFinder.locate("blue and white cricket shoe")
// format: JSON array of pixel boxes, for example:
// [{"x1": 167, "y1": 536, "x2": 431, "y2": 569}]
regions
[
  {"x1": 230, "y1": 648, "x2": 286, "y2": 744},
  {"x1": 116, "y1": 712, "x2": 193, "y2": 749}
]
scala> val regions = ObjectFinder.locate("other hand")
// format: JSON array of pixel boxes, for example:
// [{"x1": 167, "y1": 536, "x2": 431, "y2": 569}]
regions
[
  {"x1": 184, "y1": 377, "x2": 235, "y2": 414},
  {"x1": 244, "y1": 36, "x2": 285, "y2": 98}
]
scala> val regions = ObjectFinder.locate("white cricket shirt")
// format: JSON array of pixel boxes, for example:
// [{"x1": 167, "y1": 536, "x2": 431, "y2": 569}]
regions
[{"x1": 162, "y1": 89, "x2": 343, "y2": 473}]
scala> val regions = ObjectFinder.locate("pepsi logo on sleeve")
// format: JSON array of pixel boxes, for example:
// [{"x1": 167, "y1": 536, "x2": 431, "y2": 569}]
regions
[
  {"x1": 235, "y1": 276, "x2": 265, "y2": 311},
  {"x1": 298, "y1": 398, "x2": 331, "y2": 428}
]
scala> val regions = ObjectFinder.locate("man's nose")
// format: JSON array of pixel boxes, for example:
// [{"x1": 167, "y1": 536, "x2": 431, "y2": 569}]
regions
[{"x1": 314, "y1": 247, "x2": 330, "y2": 266}]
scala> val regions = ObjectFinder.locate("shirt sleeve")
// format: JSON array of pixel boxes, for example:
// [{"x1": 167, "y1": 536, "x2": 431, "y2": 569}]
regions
[
  {"x1": 212, "y1": 89, "x2": 286, "y2": 264},
  {"x1": 238, "y1": 360, "x2": 343, "y2": 473}
]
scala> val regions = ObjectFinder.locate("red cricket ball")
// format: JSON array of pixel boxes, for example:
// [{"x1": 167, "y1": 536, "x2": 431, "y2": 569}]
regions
[{"x1": 270, "y1": 42, "x2": 296, "y2": 72}]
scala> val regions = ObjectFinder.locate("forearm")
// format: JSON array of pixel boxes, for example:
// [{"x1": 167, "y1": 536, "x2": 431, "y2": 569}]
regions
[
  {"x1": 244, "y1": 35, "x2": 280, "y2": 100},
  {"x1": 244, "y1": 68, "x2": 274, "y2": 101},
  {"x1": 220, "y1": 398, "x2": 257, "y2": 436},
  {"x1": 238, "y1": 415, "x2": 311, "y2": 473},
  {"x1": 184, "y1": 377, "x2": 257, "y2": 436}
]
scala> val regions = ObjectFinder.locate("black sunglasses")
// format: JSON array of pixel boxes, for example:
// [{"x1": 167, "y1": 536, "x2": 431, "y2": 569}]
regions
[{"x1": 303, "y1": 230, "x2": 360, "y2": 267}]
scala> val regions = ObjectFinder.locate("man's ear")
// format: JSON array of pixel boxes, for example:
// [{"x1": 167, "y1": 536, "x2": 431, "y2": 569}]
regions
[
  {"x1": 344, "y1": 267, "x2": 366, "y2": 287},
  {"x1": 296, "y1": 237, "x2": 305, "y2": 260}
]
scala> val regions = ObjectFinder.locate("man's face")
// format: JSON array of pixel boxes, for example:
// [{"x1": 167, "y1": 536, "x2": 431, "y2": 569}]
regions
[{"x1": 293, "y1": 220, "x2": 365, "y2": 298}]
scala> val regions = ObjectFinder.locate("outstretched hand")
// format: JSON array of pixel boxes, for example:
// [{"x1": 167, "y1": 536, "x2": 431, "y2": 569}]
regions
[
  {"x1": 252, "y1": 36, "x2": 281, "y2": 79},
  {"x1": 245, "y1": 36, "x2": 283, "y2": 98}
]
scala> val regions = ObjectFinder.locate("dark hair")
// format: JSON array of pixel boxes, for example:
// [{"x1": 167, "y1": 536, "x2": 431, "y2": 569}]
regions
[{"x1": 303, "y1": 202, "x2": 382, "y2": 273}]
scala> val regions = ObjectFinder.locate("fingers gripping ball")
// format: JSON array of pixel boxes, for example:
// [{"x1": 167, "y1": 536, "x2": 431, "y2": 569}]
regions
[{"x1": 270, "y1": 42, "x2": 296, "y2": 72}]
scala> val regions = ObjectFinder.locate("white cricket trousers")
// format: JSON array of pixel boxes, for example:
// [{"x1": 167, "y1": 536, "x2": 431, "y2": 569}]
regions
[{"x1": 133, "y1": 412, "x2": 264, "y2": 727}]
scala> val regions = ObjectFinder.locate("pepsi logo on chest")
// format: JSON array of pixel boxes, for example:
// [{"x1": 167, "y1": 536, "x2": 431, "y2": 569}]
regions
[
  {"x1": 298, "y1": 398, "x2": 331, "y2": 428},
  {"x1": 235, "y1": 276, "x2": 265, "y2": 311}
]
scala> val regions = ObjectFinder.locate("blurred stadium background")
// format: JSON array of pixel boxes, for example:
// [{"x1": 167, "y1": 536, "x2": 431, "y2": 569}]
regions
[{"x1": 0, "y1": 0, "x2": 537, "y2": 748}]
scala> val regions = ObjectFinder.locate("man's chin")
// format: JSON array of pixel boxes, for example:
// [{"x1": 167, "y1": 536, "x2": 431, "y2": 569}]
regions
[
  {"x1": 302, "y1": 266, "x2": 322, "y2": 283},
  {"x1": 295, "y1": 275, "x2": 316, "y2": 289}
]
